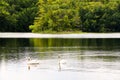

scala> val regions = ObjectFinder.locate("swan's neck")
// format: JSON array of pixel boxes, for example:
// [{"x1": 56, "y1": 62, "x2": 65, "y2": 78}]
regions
[{"x1": 58, "y1": 60, "x2": 61, "y2": 71}]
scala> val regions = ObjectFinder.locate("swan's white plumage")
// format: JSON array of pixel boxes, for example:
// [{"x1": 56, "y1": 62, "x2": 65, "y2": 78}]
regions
[
  {"x1": 27, "y1": 57, "x2": 39, "y2": 65},
  {"x1": 27, "y1": 60, "x2": 39, "y2": 65},
  {"x1": 59, "y1": 59, "x2": 67, "y2": 64}
]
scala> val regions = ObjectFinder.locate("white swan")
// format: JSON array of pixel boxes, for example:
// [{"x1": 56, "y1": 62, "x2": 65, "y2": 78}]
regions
[
  {"x1": 58, "y1": 55, "x2": 67, "y2": 64},
  {"x1": 59, "y1": 59, "x2": 67, "y2": 65},
  {"x1": 58, "y1": 56, "x2": 67, "y2": 71},
  {"x1": 26, "y1": 57, "x2": 40, "y2": 70},
  {"x1": 27, "y1": 57, "x2": 39, "y2": 65}
]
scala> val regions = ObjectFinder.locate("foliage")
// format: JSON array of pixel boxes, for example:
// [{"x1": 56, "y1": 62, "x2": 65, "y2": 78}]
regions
[
  {"x1": 0, "y1": 0, "x2": 38, "y2": 32},
  {"x1": 30, "y1": 0, "x2": 81, "y2": 32},
  {"x1": 30, "y1": 0, "x2": 120, "y2": 32},
  {"x1": 0, "y1": 0, "x2": 16, "y2": 31},
  {"x1": 79, "y1": 1, "x2": 120, "y2": 32},
  {"x1": 1, "y1": 0, "x2": 120, "y2": 32}
]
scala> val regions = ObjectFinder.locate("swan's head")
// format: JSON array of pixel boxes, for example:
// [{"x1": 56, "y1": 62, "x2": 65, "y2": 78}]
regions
[{"x1": 26, "y1": 57, "x2": 31, "y2": 61}]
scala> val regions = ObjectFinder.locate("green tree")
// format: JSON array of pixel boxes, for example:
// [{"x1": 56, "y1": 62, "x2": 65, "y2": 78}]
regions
[
  {"x1": 79, "y1": 1, "x2": 120, "y2": 32},
  {"x1": 0, "y1": 0, "x2": 38, "y2": 32},
  {"x1": 15, "y1": 0, "x2": 38, "y2": 32},
  {"x1": 30, "y1": 0, "x2": 81, "y2": 32},
  {"x1": 0, "y1": 0, "x2": 17, "y2": 31}
]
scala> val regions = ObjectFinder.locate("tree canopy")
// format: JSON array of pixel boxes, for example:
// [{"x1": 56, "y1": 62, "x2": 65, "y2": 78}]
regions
[
  {"x1": 30, "y1": 0, "x2": 80, "y2": 32},
  {"x1": 30, "y1": 0, "x2": 120, "y2": 32},
  {"x1": 0, "y1": 0, "x2": 38, "y2": 32},
  {"x1": 0, "y1": 0, "x2": 120, "y2": 32}
]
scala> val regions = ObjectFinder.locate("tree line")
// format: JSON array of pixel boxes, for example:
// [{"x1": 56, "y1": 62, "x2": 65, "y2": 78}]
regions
[
  {"x1": 0, "y1": 0, "x2": 120, "y2": 32},
  {"x1": 0, "y1": 0, "x2": 38, "y2": 32}
]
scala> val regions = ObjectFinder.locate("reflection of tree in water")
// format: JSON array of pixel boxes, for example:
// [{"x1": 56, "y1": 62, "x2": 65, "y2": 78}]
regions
[
  {"x1": 0, "y1": 38, "x2": 120, "y2": 61},
  {"x1": 30, "y1": 38, "x2": 120, "y2": 51},
  {"x1": 0, "y1": 38, "x2": 31, "y2": 61},
  {"x1": 0, "y1": 38, "x2": 30, "y2": 47},
  {"x1": 77, "y1": 54, "x2": 120, "y2": 62},
  {"x1": 0, "y1": 38, "x2": 120, "y2": 51},
  {"x1": 91, "y1": 56, "x2": 120, "y2": 61}
]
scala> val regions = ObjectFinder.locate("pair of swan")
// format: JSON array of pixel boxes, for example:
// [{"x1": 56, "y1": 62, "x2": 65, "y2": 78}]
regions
[
  {"x1": 27, "y1": 56, "x2": 67, "y2": 65},
  {"x1": 26, "y1": 56, "x2": 67, "y2": 70}
]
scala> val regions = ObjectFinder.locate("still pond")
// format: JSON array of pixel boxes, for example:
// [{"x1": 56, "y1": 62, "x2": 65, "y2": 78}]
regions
[{"x1": 0, "y1": 38, "x2": 120, "y2": 80}]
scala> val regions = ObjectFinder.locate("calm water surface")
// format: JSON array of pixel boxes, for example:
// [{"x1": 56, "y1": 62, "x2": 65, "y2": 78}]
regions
[{"x1": 0, "y1": 38, "x2": 120, "y2": 80}]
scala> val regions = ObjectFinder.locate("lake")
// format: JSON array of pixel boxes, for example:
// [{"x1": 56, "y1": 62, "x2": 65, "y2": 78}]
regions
[{"x1": 0, "y1": 38, "x2": 120, "y2": 80}]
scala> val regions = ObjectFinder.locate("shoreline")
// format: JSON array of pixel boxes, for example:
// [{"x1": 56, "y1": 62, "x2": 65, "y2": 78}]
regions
[{"x1": 0, "y1": 33, "x2": 120, "y2": 38}]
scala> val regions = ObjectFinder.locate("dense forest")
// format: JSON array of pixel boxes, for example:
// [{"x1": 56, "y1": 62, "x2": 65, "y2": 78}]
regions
[
  {"x1": 0, "y1": 0, "x2": 38, "y2": 32},
  {"x1": 0, "y1": 0, "x2": 120, "y2": 32}
]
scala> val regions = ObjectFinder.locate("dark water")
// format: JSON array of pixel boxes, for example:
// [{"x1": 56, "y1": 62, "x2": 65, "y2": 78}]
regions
[{"x1": 0, "y1": 38, "x2": 120, "y2": 80}]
